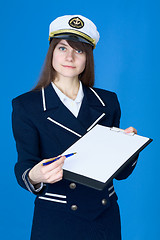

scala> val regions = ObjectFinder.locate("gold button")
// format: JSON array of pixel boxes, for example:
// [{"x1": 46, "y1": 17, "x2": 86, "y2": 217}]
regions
[
  {"x1": 69, "y1": 183, "x2": 76, "y2": 189},
  {"x1": 102, "y1": 199, "x2": 107, "y2": 205},
  {"x1": 71, "y1": 205, "x2": 78, "y2": 211}
]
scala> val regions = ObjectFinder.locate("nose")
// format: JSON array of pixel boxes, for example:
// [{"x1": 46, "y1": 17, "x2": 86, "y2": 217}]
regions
[{"x1": 66, "y1": 50, "x2": 74, "y2": 61}]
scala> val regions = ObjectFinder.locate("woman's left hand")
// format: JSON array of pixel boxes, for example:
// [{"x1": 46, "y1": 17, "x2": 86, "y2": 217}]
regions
[{"x1": 124, "y1": 126, "x2": 137, "y2": 134}]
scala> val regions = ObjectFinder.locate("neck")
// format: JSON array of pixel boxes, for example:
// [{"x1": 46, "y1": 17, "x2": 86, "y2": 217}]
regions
[{"x1": 53, "y1": 76, "x2": 80, "y2": 100}]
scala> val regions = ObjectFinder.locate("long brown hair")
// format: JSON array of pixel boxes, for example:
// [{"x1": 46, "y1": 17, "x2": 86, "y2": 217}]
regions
[{"x1": 32, "y1": 38, "x2": 95, "y2": 90}]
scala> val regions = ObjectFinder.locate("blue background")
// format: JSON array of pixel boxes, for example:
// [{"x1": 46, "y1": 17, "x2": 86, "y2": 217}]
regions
[{"x1": 1, "y1": 0, "x2": 159, "y2": 239}]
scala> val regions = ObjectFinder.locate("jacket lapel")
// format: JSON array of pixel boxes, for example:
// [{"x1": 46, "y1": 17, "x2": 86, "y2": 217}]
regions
[
  {"x1": 43, "y1": 84, "x2": 87, "y2": 137},
  {"x1": 77, "y1": 85, "x2": 106, "y2": 131},
  {"x1": 42, "y1": 83, "x2": 107, "y2": 138}
]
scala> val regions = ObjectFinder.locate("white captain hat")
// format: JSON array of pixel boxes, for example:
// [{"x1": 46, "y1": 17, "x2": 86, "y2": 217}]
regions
[{"x1": 49, "y1": 15, "x2": 100, "y2": 49}]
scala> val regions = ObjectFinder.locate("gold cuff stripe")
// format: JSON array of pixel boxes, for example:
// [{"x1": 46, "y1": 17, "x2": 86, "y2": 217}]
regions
[{"x1": 49, "y1": 29, "x2": 96, "y2": 48}]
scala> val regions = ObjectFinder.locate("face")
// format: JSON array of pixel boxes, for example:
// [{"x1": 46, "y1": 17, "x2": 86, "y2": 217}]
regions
[{"x1": 52, "y1": 40, "x2": 86, "y2": 80}]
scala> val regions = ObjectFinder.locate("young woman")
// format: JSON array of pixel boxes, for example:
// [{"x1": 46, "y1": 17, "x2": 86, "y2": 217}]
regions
[{"x1": 12, "y1": 15, "x2": 138, "y2": 240}]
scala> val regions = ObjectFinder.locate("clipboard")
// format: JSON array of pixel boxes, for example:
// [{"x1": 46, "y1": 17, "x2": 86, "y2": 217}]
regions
[{"x1": 62, "y1": 125, "x2": 152, "y2": 190}]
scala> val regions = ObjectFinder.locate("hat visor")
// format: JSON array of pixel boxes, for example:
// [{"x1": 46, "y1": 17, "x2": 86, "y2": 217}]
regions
[{"x1": 50, "y1": 33, "x2": 94, "y2": 47}]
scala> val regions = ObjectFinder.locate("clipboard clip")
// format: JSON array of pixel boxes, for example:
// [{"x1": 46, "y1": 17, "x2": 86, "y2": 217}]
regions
[{"x1": 110, "y1": 127, "x2": 135, "y2": 136}]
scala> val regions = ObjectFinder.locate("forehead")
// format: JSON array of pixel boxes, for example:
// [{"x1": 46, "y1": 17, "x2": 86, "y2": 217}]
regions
[
  {"x1": 57, "y1": 39, "x2": 70, "y2": 46},
  {"x1": 54, "y1": 38, "x2": 88, "y2": 52}
]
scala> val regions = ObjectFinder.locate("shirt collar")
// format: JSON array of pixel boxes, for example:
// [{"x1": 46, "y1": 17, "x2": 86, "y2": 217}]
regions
[{"x1": 51, "y1": 81, "x2": 84, "y2": 103}]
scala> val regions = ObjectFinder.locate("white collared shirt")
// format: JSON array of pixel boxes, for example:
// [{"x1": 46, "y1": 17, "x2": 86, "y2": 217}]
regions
[{"x1": 51, "y1": 81, "x2": 84, "y2": 117}]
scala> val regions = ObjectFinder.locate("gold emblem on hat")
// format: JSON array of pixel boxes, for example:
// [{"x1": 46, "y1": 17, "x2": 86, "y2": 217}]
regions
[{"x1": 69, "y1": 17, "x2": 84, "y2": 29}]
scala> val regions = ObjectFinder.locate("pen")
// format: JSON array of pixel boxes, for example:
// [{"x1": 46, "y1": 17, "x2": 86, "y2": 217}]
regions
[{"x1": 42, "y1": 152, "x2": 77, "y2": 166}]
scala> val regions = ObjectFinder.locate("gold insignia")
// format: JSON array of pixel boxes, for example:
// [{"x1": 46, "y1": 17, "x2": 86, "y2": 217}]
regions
[{"x1": 68, "y1": 17, "x2": 84, "y2": 29}]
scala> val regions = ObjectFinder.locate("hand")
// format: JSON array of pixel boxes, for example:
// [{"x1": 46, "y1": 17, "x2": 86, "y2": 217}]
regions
[
  {"x1": 124, "y1": 126, "x2": 137, "y2": 134},
  {"x1": 28, "y1": 156, "x2": 65, "y2": 185}
]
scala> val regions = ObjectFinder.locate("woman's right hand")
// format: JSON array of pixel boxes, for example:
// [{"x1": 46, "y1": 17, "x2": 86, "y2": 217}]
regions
[{"x1": 28, "y1": 156, "x2": 65, "y2": 186}]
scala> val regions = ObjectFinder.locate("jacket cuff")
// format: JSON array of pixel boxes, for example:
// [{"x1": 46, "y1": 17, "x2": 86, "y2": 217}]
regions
[{"x1": 22, "y1": 168, "x2": 44, "y2": 194}]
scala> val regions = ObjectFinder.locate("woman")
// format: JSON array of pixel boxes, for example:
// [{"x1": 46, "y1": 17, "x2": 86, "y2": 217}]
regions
[{"x1": 12, "y1": 15, "x2": 138, "y2": 240}]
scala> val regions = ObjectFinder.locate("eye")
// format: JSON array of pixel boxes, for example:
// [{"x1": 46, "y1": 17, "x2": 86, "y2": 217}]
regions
[
  {"x1": 59, "y1": 46, "x2": 66, "y2": 51},
  {"x1": 75, "y1": 49, "x2": 83, "y2": 54}
]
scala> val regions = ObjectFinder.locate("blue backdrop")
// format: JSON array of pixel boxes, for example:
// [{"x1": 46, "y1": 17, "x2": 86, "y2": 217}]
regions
[{"x1": 1, "y1": 0, "x2": 159, "y2": 239}]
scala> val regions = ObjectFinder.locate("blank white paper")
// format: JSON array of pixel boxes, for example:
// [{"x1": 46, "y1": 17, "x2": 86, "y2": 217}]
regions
[{"x1": 62, "y1": 125, "x2": 150, "y2": 183}]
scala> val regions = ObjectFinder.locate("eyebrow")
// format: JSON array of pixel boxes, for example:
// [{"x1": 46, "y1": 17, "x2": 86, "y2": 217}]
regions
[{"x1": 58, "y1": 42, "x2": 68, "y2": 47}]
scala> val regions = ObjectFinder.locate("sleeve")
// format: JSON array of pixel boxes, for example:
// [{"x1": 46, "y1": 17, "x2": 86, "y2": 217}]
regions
[
  {"x1": 112, "y1": 93, "x2": 121, "y2": 128},
  {"x1": 112, "y1": 93, "x2": 138, "y2": 180},
  {"x1": 12, "y1": 98, "x2": 45, "y2": 194}
]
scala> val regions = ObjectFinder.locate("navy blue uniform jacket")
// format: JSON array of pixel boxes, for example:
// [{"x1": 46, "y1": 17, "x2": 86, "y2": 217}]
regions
[{"x1": 12, "y1": 83, "x2": 137, "y2": 239}]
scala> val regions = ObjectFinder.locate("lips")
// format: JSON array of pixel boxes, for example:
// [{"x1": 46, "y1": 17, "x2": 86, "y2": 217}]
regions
[{"x1": 62, "y1": 65, "x2": 76, "y2": 69}]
